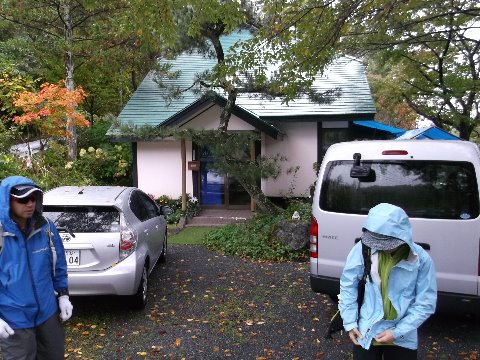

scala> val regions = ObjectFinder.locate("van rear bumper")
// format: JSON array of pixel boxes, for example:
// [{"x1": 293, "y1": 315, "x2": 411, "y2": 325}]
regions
[
  {"x1": 310, "y1": 275, "x2": 480, "y2": 316},
  {"x1": 437, "y1": 291, "x2": 480, "y2": 316}
]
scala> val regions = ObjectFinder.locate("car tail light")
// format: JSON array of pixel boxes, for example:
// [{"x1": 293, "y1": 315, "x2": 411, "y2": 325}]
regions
[
  {"x1": 119, "y1": 214, "x2": 136, "y2": 261},
  {"x1": 310, "y1": 216, "x2": 318, "y2": 258}
]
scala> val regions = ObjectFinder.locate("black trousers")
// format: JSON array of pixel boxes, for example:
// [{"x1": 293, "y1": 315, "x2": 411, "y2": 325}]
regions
[
  {"x1": 353, "y1": 345, "x2": 417, "y2": 360},
  {"x1": 0, "y1": 313, "x2": 65, "y2": 360}
]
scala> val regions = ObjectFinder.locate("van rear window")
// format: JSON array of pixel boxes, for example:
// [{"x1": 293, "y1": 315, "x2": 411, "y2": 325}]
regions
[
  {"x1": 320, "y1": 160, "x2": 479, "y2": 219},
  {"x1": 43, "y1": 206, "x2": 120, "y2": 232}
]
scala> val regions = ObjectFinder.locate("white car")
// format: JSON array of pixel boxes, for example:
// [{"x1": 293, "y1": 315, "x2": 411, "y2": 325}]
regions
[{"x1": 43, "y1": 186, "x2": 172, "y2": 309}]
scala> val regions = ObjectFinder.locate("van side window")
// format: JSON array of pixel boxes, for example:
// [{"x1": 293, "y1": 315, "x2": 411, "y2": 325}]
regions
[{"x1": 320, "y1": 160, "x2": 479, "y2": 219}]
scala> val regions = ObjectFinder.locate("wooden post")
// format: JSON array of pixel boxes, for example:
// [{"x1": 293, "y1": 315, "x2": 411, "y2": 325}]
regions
[
  {"x1": 250, "y1": 138, "x2": 256, "y2": 212},
  {"x1": 181, "y1": 139, "x2": 187, "y2": 212}
]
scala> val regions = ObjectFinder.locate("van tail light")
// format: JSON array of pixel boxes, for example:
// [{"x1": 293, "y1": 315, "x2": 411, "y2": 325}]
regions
[
  {"x1": 310, "y1": 216, "x2": 318, "y2": 258},
  {"x1": 382, "y1": 150, "x2": 408, "y2": 155},
  {"x1": 119, "y1": 214, "x2": 136, "y2": 261}
]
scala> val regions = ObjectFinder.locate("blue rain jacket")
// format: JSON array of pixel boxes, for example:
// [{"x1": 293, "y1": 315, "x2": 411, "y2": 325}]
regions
[
  {"x1": 0, "y1": 176, "x2": 68, "y2": 329},
  {"x1": 339, "y1": 203, "x2": 437, "y2": 350}
]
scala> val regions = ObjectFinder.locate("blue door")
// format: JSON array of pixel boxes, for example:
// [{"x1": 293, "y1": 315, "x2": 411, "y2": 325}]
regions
[{"x1": 200, "y1": 165, "x2": 225, "y2": 205}]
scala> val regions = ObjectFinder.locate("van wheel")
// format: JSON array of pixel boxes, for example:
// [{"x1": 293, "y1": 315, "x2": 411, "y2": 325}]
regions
[
  {"x1": 329, "y1": 294, "x2": 339, "y2": 303},
  {"x1": 130, "y1": 264, "x2": 148, "y2": 309},
  {"x1": 159, "y1": 234, "x2": 167, "y2": 263}
]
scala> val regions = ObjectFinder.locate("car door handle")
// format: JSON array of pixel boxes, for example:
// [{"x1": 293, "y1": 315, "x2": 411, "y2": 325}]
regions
[{"x1": 415, "y1": 242, "x2": 430, "y2": 250}]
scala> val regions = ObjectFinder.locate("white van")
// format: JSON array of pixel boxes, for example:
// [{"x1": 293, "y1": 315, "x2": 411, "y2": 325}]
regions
[{"x1": 310, "y1": 140, "x2": 480, "y2": 315}]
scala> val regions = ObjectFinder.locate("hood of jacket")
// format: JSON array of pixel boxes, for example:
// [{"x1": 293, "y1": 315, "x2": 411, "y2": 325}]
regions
[
  {"x1": 0, "y1": 175, "x2": 43, "y2": 226},
  {"x1": 362, "y1": 203, "x2": 413, "y2": 247}
]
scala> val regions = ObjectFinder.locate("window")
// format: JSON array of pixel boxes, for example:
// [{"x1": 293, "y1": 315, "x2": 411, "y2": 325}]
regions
[
  {"x1": 43, "y1": 206, "x2": 120, "y2": 232},
  {"x1": 320, "y1": 160, "x2": 479, "y2": 220},
  {"x1": 129, "y1": 190, "x2": 158, "y2": 221}
]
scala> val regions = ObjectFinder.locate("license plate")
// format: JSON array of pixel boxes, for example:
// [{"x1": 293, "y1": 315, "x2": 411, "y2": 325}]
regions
[{"x1": 65, "y1": 250, "x2": 80, "y2": 266}]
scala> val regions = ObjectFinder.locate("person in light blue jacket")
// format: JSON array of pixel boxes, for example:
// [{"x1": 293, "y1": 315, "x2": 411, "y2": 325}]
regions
[
  {"x1": 0, "y1": 176, "x2": 73, "y2": 360},
  {"x1": 339, "y1": 203, "x2": 437, "y2": 360}
]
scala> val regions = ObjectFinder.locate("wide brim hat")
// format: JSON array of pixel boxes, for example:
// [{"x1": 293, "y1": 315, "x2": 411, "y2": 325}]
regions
[
  {"x1": 10, "y1": 185, "x2": 43, "y2": 198},
  {"x1": 361, "y1": 229, "x2": 405, "y2": 251}
]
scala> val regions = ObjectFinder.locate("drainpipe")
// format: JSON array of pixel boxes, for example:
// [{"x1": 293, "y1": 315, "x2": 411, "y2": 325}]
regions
[{"x1": 181, "y1": 139, "x2": 187, "y2": 212}]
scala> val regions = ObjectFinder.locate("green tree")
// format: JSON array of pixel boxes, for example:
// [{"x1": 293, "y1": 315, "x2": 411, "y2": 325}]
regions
[
  {"x1": 154, "y1": 0, "x2": 285, "y2": 214},
  {"x1": 0, "y1": 0, "x2": 177, "y2": 158},
  {"x1": 366, "y1": 56, "x2": 417, "y2": 130},
  {"x1": 243, "y1": 0, "x2": 479, "y2": 139}
]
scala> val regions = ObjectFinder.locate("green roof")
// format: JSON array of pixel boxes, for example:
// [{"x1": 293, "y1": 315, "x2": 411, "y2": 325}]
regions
[{"x1": 114, "y1": 29, "x2": 376, "y2": 134}]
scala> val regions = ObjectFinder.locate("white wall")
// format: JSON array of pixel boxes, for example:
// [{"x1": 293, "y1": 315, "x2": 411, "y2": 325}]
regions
[
  {"x1": 262, "y1": 122, "x2": 317, "y2": 197},
  {"x1": 180, "y1": 106, "x2": 256, "y2": 131},
  {"x1": 136, "y1": 140, "x2": 193, "y2": 198},
  {"x1": 136, "y1": 107, "x2": 318, "y2": 199}
]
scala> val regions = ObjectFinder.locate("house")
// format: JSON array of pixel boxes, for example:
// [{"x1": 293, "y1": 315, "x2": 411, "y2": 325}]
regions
[
  {"x1": 395, "y1": 125, "x2": 462, "y2": 140},
  {"x1": 110, "y1": 29, "x2": 391, "y2": 210}
]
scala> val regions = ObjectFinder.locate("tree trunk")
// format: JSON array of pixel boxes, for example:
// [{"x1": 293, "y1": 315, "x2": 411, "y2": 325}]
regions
[
  {"x1": 218, "y1": 87, "x2": 237, "y2": 132},
  {"x1": 236, "y1": 176, "x2": 282, "y2": 216},
  {"x1": 63, "y1": 1, "x2": 77, "y2": 161}
]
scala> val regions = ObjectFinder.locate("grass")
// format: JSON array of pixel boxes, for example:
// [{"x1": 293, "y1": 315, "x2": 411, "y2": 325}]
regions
[{"x1": 168, "y1": 226, "x2": 214, "y2": 245}]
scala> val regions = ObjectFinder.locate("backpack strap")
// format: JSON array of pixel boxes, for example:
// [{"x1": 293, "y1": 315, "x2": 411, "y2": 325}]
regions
[
  {"x1": 43, "y1": 216, "x2": 57, "y2": 276},
  {"x1": 357, "y1": 243, "x2": 372, "y2": 309},
  {"x1": 0, "y1": 221, "x2": 15, "y2": 255}
]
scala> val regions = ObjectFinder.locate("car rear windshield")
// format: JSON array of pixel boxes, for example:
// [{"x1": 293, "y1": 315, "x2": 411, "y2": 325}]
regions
[
  {"x1": 320, "y1": 160, "x2": 479, "y2": 220},
  {"x1": 43, "y1": 206, "x2": 121, "y2": 232}
]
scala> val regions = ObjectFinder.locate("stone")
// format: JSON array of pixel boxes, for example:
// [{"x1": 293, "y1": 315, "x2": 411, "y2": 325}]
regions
[{"x1": 275, "y1": 220, "x2": 310, "y2": 250}]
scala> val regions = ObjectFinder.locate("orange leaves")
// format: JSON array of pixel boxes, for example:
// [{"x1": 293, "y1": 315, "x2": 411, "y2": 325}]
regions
[{"x1": 13, "y1": 81, "x2": 89, "y2": 138}]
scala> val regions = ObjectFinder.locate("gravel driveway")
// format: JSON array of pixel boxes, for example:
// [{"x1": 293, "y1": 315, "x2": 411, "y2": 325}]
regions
[{"x1": 66, "y1": 244, "x2": 480, "y2": 359}]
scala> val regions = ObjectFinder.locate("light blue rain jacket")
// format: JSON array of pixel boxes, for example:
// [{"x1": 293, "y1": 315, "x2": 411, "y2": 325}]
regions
[{"x1": 338, "y1": 203, "x2": 437, "y2": 350}]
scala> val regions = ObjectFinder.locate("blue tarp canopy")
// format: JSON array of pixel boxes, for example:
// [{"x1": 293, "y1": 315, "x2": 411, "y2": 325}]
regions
[
  {"x1": 395, "y1": 126, "x2": 461, "y2": 140},
  {"x1": 353, "y1": 120, "x2": 406, "y2": 136}
]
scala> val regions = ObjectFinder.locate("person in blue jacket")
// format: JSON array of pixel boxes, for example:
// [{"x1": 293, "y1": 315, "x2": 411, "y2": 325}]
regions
[
  {"x1": 0, "y1": 176, "x2": 73, "y2": 360},
  {"x1": 339, "y1": 203, "x2": 437, "y2": 360}
]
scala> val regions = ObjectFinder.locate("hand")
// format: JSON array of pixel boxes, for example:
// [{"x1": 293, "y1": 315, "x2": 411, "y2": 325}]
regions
[
  {"x1": 0, "y1": 318, "x2": 14, "y2": 339},
  {"x1": 58, "y1": 295, "x2": 73, "y2": 322},
  {"x1": 375, "y1": 329, "x2": 394, "y2": 343},
  {"x1": 348, "y1": 327, "x2": 363, "y2": 345}
]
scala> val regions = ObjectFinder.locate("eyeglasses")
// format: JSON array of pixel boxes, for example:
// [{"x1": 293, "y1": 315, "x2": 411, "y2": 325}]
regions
[{"x1": 13, "y1": 195, "x2": 37, "y2": 204}]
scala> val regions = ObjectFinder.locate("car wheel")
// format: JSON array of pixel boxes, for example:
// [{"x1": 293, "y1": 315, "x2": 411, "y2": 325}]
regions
[
  {"x1": 130, "y1": 263, "x2": 148, "y2": 309},
  {"x1": 159, "y1": 234, "x2": 167, "y2": 263}
]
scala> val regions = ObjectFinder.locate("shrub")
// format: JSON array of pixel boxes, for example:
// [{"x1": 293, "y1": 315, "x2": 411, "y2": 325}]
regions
[
  {"x1": 155, "y1": 193, "x2": 201, "y2": 225},
  {"x1": 204, "y1": 197, "x2": 311, "y2": 262}
]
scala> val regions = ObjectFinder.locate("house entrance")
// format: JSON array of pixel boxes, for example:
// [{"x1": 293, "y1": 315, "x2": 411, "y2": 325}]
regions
[{"x1": 199, "y1": 147, "x2": 250, "y2": 209}]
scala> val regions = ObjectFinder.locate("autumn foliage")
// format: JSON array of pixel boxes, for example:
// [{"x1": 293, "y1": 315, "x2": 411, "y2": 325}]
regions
[{"x1": 13, "y1": 82, "x2": 89, "y2": 138}]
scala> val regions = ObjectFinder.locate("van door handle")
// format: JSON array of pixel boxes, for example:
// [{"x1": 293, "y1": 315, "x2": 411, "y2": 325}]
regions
[{"x1": 415, "y1": 242, "x2": 430, "y2": 250}]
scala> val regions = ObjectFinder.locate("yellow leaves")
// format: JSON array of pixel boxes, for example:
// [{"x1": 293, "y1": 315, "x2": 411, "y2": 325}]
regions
[
  {"x1": 245, "y1": 319, "x2": 266, "y2": 326},
  {"x1": 174, "y1": 338, "x2": 181, "y2": 347},
  {"x1": 458, "y1": 351, "x2": 477, "y2": 360}
]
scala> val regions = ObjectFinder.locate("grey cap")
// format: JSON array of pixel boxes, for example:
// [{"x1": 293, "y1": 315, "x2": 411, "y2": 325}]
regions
[{"x1": 361, "y1": 229, "x2": 405, "y2": 251}]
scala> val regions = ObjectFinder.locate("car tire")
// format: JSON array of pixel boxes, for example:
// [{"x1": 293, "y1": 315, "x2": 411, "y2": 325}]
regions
[
  {"x1": 159, "y1": 234, "x2": 167, "y2": 263},
  {"x1": 130, "y1": 263, "x2": 148, "y2": 310}
]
